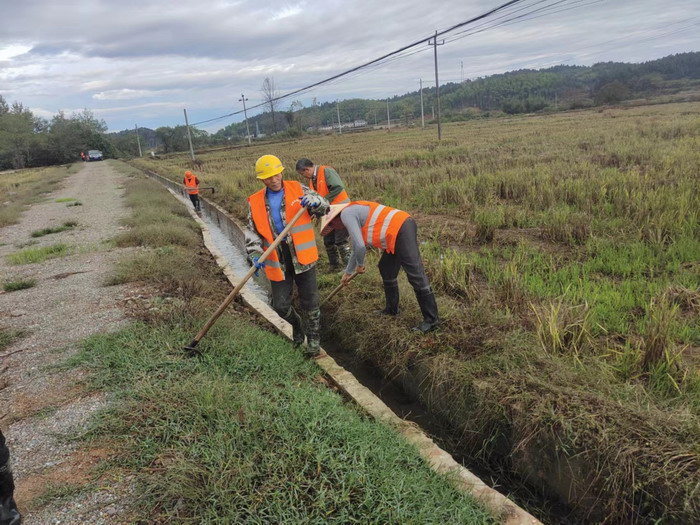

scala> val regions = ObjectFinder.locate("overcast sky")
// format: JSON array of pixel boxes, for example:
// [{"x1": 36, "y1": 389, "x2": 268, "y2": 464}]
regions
[{"x1": 1, "y1": 0, "x2": 698, "y2": 133}]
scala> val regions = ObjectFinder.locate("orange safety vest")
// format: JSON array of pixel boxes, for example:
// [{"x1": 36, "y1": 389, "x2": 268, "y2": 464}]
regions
[
  {"x1": 353, "y1": 200, "x2": 410, "y2": 254},
  {"x1": 248, "y1": 181, "x2": 318, "y2": 281},
  {"x1": 315, "y1": 166, "x2": 350, "y2": 205},
  {"x1": 184, "y1": 174, "x2": 199, "y2": 195}
]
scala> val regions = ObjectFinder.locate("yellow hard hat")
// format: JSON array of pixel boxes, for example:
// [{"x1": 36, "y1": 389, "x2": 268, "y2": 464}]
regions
[{"x1": 255, "y1": 154, "x2": 285, "y2": 179}]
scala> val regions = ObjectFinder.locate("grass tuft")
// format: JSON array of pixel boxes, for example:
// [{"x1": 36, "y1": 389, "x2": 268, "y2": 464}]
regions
[
  {"x1": 31, "y1": 221, "x2": 78, "y2": 237},
  {"x1": 3, "y1": 278, "x2": 37, "y2": 292},
  {"x1": 6, "y1": 243, "x2": 71, "y2": 265}
]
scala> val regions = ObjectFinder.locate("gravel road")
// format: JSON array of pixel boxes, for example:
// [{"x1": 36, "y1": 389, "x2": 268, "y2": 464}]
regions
[{"x1": 0, "y1": 161, "x2": 139, "y2": 524}]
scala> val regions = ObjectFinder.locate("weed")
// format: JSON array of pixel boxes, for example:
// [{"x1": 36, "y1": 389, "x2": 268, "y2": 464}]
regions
[
  {"x1": 3, "y1": 278, "x2": 36, "y2": 292},
  {"x1": 31, "y1": 221, "x2": 78, "y2": 237},
  {"x1": 55, "y1": 197, "x2": 77, "y2": 203},
  {"x1": 6, "y1": 243, "x2": 71, "y2": 265}
]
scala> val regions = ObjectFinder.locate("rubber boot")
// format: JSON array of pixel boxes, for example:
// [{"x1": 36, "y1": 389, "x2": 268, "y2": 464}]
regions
[
  {"x1": 412, "y1": 288, "x2": 440, "y2": 333},
  {"x1": 326, "y1": 244, "x2": 341, "y2": 271},
  {"x1": 282, "y1": 307, "x2": 305, "y2": 346},
  {"x1": 302, "y1": 308, "x2": 321, "y2": 357},
  {"x1": 337, "y1": 242, "x2": 351, "y2": 267},
  {"x1": 0, "y1": 432, "x2": 21, "y2": 525},
  {"x1": 377, "y1": 281, "x2": 400, "y2": 316}
]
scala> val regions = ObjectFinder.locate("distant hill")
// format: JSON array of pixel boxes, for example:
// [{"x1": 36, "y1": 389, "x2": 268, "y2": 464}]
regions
[{"x1": 213, "y1": 51, "x2": 700, "y2": 138}]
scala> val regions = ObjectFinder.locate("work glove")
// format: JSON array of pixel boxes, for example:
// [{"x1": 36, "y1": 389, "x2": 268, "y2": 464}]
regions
[
  {"x1": 251, "y1": 256, "x2": 265, "y2": 277},
  {"x1": 300, "y1": 194, "x2": 322, "y2": 209}
]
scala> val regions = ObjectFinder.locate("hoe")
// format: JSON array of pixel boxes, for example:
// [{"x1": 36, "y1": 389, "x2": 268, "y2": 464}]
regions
[{"x1": 184, "y1": 207, "x2": 305, "y2": 354}]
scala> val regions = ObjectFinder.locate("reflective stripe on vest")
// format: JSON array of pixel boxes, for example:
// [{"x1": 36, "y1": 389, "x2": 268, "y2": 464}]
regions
[
  {"x1": 248, "y1": 181, "x2": 318, "y2": 281},
  {"x1": 184, "y1": 175, "x2": 199, "y2": 195},
  {"x1": 354, "y1": 200, "x2": 410, "y2": 254},
  {"x1": 315, "y1": 166, "x2": 350, "y2": 205}
]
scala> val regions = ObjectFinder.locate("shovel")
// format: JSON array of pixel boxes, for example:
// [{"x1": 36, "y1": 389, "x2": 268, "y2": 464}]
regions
[
  {"x1": 184, "y1": 206, "x2": 306, "y2": 354},
  {"x1": 321, "y1": 271, "x2": 359, "y2": 306}
]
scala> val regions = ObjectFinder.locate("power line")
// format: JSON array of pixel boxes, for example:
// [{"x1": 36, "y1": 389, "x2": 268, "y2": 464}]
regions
[{"x1": 191, "y1": 0, "x2": 533, "y2": 126}]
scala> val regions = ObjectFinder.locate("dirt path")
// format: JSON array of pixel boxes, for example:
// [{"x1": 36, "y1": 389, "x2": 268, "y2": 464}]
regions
[{"x1": 0, "y1": 161, "x2": 138, "y2": 523}]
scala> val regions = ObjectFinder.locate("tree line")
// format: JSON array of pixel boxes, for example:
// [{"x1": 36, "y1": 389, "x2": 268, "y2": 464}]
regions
[{"x1": 1, "y1": 52, "x2": 698, "y2": 170}]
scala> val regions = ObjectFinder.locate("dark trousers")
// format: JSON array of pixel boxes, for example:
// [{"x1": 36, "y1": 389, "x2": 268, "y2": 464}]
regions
[
  {"x1": 323, "y1": 228, "x2": 349, "y2": 248},
  {"x1": 270, "y1": 243, "x2": 320, "y2": 316},
  {"x1": 0, "y1": 430, "x2": 19, "y2": 525},
  {"x1": 188, "y1": 193, "x2": 200, "y2": 210},
  {"x1": 378, "y1": 218, "x2": 431, "y2": 294}
]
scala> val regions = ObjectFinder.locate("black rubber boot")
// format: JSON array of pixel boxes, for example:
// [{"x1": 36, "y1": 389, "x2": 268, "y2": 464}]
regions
[
  {"x1": 378, "y1": 281, "x2": 400, "y2": 316},
  {"x1": 302, "y1": 308, "x2": 321, "y2": 357},
  {"x1": 0, "y1": 431, "x2": 21, "y2": 525},
  {"x1": 326, "y1": 245, "x2": 340, "y2": 271},
  {"x1": 282, "y1": 307, "x2": 305, "y2": 346},
  {"x1": 412, "y1": 288, "x2": 440, "y2": 333},
  {"x1": 337, "y1": 242, "x2": 351, "y2": 267}
]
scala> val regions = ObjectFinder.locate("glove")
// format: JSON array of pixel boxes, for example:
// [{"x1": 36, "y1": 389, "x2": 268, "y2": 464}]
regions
[
  {"x1": 301, "y1": 194, "x2": 322, "y2": 209},
  {"x1": 252, "y1": 256, "x2": 265, "y2": 277}
]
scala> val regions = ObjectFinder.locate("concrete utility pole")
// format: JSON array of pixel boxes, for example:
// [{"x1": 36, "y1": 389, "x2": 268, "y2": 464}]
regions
[
  {"x1": 386, "y1": 98, "x2": 391, "y2": 130},
  {"x1": 239, "y1": 94, "x2": 251, "y2": 145},
  {"x1": 419, "y1": 79, "x2": 425, "y2": 129},
  {"x1": 461, "y1": 60, "x2": 464, "y2": 83},
  {"x1": 428, "y1": 31, "x2": 445, "y2": 140},
  {"x1": 183, "y1": 109, "x2": 195, "y2": 161},
  {"x1": 134, "y1": 124, "x2": 142, "y2": 157},
  {"x1": 336, "y1": 100, "x2": 342, "y2": 134}
]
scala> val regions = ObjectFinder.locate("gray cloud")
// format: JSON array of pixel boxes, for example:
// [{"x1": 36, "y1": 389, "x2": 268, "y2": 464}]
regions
[{"x1": 0, "y1": 0, "x2": 698, "y2": 132}]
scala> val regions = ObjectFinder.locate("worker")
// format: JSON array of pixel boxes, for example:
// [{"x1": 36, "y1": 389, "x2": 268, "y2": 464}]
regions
[
  {"x1": 295, "y1": 158, "x2": 351, "y2": 271},
  {"x1": 0, "y1": 430, "x2": 21, "y2": 525},
  {"x1": 320, "y1": 201, "x2": 440, "y2": 333},
  {"x1": 245, "y1": 155, "x2": 329, "y2": 356},
  {"x1": 183, "y1": 170, "x2": 201, "y2": 211},
  {"x1": 80, "y1": 151, "x2": 86, "y2": 162}
]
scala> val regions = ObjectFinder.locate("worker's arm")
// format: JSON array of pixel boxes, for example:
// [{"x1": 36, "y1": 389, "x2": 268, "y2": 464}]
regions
[
  {"x1": 244, "y1": 204, "x2": 264, "y2": 263},
  {"x1": 341, "y1": 207, "x2": 366, "y2": 275},
  {"x1": 323, "y1": 167, "x2": 346, "y2": 203}
]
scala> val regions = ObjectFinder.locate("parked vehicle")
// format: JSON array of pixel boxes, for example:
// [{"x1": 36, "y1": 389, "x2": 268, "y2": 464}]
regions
[{"x1": 87, "y1": 150, "x2": 103, "y2": 161}]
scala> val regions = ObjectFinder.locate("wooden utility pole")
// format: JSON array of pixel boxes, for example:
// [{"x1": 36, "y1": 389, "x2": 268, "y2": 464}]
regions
[
  {"x1": 336, "y1": 100, "x2": 342, "y2": 134},
  {"x1": 428, "y1": 31, "x2": 445, "y2": 140},
  {"x1": 419, "y1": 79, "x2": 425, "y2": 129},
  {"x1": 239, "y1": 94, "x2": 251, "y2": 145},
  {"x1": 134, "y1": 124, "x2": 142, "y2": 157},
  {"x1": 183, "y1": 109, "x2": 195, "y2": 161}
]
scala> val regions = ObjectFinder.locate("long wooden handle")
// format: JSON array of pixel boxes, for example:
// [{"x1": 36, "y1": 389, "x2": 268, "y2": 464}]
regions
[
  {"x1": 321, "y1": 271, "x2": 359, "y2": 305},
  {"x1": 185, "y1": 206, "x2": 307, "y2": 351}
]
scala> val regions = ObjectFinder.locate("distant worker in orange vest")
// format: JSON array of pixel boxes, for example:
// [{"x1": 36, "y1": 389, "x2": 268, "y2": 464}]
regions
[
  {"x1": 321, "y1": 201, "x2": 440, "y2": 333},
  {"x1": 183, "y1": 170, "x2": 201, "y2": 211},
  {"x1": 295, "y1": 158, "x2": 351, "y2": 271},
  {"x1": 245, "y1": 155, "x2": 329, "y2": 356},
  {"x1": 80, "y1": 151, "x2": 86, "y2": 162}
]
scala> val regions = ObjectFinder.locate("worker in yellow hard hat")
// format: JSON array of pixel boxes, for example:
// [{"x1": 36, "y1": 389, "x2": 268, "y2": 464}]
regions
[{"x1": 244, "y1": 154, "x2": 330, "y2": 356}]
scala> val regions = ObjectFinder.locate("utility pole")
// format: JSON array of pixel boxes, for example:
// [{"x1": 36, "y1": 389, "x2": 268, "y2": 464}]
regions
[
  {"x1": 336, "y1": 100, "x2": 342, "y2": 134},
  {"x1": 183, "y1": 109, "x2": 195, "y2": 161},
  {"x1": 419, "y1": 79, "x2": 425, "y2": 129},
  {"x1": 386, "y1": 98, "x2": 391, "y2": 130},
  {"x1": 134, "y1": 124, "x2": 142, "y2": 157},
  {"x1": 461, "y1": 61, "x2": 464, "y2": 83},
  {"x1": 239, "y1": 94, "x2": 251, "y2": 145},
  {"x1": 428, "y1": 31, "x2": 444, "y2": 140}
]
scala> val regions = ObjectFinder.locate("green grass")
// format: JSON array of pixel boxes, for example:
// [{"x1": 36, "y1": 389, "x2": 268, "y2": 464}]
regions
[
  {"x1": 69, "y1": 314, "x2": 496, "y2": 524},
  {"x1": 31, "y1": 220, "x2": 78, "y2": 238},
  {"x1": 0, "y1": 328, "x2": 24, "y2": 351},
  {"x1": 6, "y1": 243, "x2": 71, "y2": 265},
  {"x1": 55, "y1": 197, "x2": 77, "y2": 203},
  {"x1": 0, "y1": 166, "x2": 71, "y2": 227},
  {"x1": 3, "y1": 278, "x2": 36, "y2": 292}
]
